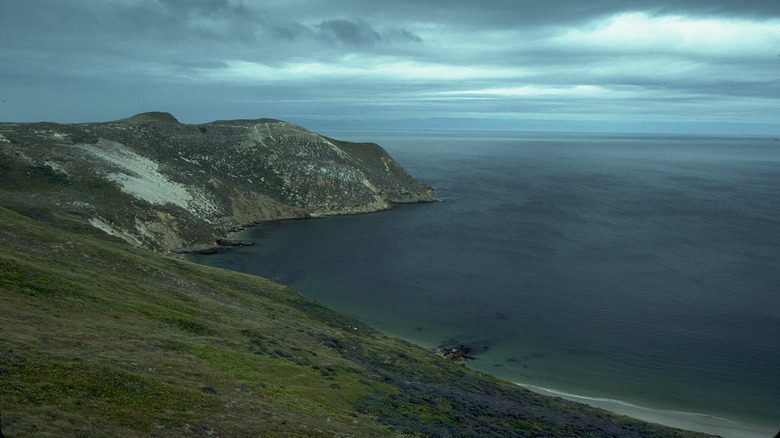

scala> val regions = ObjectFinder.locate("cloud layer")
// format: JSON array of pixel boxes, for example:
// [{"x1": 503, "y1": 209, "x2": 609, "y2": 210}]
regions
[{"x1": 2, "y1": 0, "x2": 779, "y2": 133}]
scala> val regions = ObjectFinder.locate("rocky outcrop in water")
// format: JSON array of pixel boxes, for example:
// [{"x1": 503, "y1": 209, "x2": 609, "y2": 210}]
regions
[{"x1": 0, "y1": 112, "x2": 434, "y2": 252}]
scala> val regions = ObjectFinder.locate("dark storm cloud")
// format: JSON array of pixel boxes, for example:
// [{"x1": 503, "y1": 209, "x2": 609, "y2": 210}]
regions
[
  {"x1": 316, "y1": 19, "x2": 423, "y2": 46},
  {"x1": 119, "y1": 0, "x2": 292, "y2": 42},
  {"x1": 317, "y1": 19, "x2": 382, "y2": 46}
]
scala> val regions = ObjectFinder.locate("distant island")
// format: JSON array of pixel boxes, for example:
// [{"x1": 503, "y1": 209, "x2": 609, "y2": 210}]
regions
[{"x1": 0, "y1": 113, "x2": 715, "y2": 437}]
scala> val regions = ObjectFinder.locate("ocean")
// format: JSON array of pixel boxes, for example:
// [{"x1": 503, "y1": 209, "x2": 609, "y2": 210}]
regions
[{"x1": 188, "y1": 131, "x2": 780, "y2": 435}]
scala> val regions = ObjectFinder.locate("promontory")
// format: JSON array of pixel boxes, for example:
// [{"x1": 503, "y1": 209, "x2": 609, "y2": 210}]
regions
[{"x1": 0, "y1": 112, "x2": 434, "y2": 252}]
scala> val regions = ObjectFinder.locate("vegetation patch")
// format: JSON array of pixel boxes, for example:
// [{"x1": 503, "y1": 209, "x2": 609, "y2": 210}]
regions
[
  {"x1": 0, "y1": 352, "x2": 215, "y2": 436},
  {"x1": 190, "y1": 344, "x2": 392, "y2": 416}
]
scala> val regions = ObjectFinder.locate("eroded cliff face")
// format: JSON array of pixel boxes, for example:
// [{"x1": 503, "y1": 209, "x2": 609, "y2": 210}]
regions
[{"x1": 0, "y1": 112, "x2": 434, "y2": 252}]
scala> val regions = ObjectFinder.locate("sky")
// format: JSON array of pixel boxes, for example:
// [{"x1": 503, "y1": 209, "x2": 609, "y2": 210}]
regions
[{"x1": 1, "y1": 0, "x2": 779, "y2": 134}]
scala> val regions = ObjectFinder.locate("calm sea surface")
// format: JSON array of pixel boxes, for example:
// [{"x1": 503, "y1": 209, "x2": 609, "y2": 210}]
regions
[{"x1": 189, "y1": 132, "x2": 780, "y2": 429}]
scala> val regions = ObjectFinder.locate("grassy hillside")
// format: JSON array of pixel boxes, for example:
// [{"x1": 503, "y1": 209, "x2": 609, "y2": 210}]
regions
[{"x1": 0, "y1": 206, "x2": 714, "y2": 437}]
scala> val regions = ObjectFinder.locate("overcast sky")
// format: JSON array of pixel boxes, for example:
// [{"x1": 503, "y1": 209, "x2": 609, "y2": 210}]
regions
[{"x1": 2, "y1": 0, "x2": 779, "y2": 134}]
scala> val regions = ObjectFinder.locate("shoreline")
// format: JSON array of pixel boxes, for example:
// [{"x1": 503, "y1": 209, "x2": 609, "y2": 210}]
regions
[
  {"x1": 352, "y1": 327, "x2": 777, "y2": 438},
  {"x1": 520, "y1": 384, "x2": 776, "y2": 438}
]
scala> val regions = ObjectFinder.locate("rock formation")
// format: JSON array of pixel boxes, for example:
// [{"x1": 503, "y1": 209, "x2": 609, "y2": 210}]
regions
[{"x1": 0, "y1": 112, "x2": 434, "y2": 252}]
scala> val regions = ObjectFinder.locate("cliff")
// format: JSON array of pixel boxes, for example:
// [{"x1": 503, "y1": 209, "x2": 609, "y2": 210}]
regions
[{"x1": 0, "y1": 112, "x2": 434, "y2": 252}]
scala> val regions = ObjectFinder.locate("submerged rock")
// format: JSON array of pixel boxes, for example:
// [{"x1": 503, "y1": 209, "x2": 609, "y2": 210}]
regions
[
  {"x1": 440, "y1": 344, "x2": 475, "y2": 361},
  {"x1": 0, "y1": 112, "x2": 434, "y2": 252}
]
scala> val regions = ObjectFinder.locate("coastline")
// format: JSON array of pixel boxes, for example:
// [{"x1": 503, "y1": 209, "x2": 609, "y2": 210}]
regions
[
  {"x1": 190, "y1": 239, "x2": 777, "y2": 438},
  {"x1": 521, "y1": 385, "x2": 776, "y2": 438},
  {"x1": 216, "y1": 225, "x2": 778, "y2": 438},
  {"x1": 366, "y1": 326, "x2": 776, "y2": 438}
]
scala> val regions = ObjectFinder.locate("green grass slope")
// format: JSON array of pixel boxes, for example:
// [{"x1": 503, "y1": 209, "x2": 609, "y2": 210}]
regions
[{"x1": 0, "y1": 207, "x2": 714, "y2": 437}]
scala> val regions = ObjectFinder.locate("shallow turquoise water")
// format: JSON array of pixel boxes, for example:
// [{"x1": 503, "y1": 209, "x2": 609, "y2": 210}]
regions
[{"x1": 190, "y1": 132, "x2": 780, "y2": 429}]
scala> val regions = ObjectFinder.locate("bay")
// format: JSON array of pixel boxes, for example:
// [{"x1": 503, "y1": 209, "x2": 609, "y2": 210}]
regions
[{"x1": 189, "y1": 131, "x2": 780, "y2": 434}]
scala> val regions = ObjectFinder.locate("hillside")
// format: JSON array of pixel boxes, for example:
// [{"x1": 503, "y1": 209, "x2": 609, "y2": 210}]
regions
[
  {"x1": 0, "y1": 115, "x2": 715, "y2": 437},
  {"x1": 0, "y1": 207, "x2": 715, "y2": 437},
  {"x1": 0, "y1": 113, "x2": 433, "y2": 252}
]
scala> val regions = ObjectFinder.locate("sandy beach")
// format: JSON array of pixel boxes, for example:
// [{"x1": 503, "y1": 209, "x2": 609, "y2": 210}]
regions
[{"x1": 523, "y1": 385, "x2": 776, "y2": 438}]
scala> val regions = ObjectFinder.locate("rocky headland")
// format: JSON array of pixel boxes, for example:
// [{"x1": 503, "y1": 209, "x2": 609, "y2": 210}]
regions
[{"x1": 0, "y1": 112, "x2": 434, "y2": 252}]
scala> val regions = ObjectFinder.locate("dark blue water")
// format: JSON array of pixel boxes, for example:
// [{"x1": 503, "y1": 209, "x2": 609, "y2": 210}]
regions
[{"x1": 189, "y1": 132, "x2": 780, "y2": 429}]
